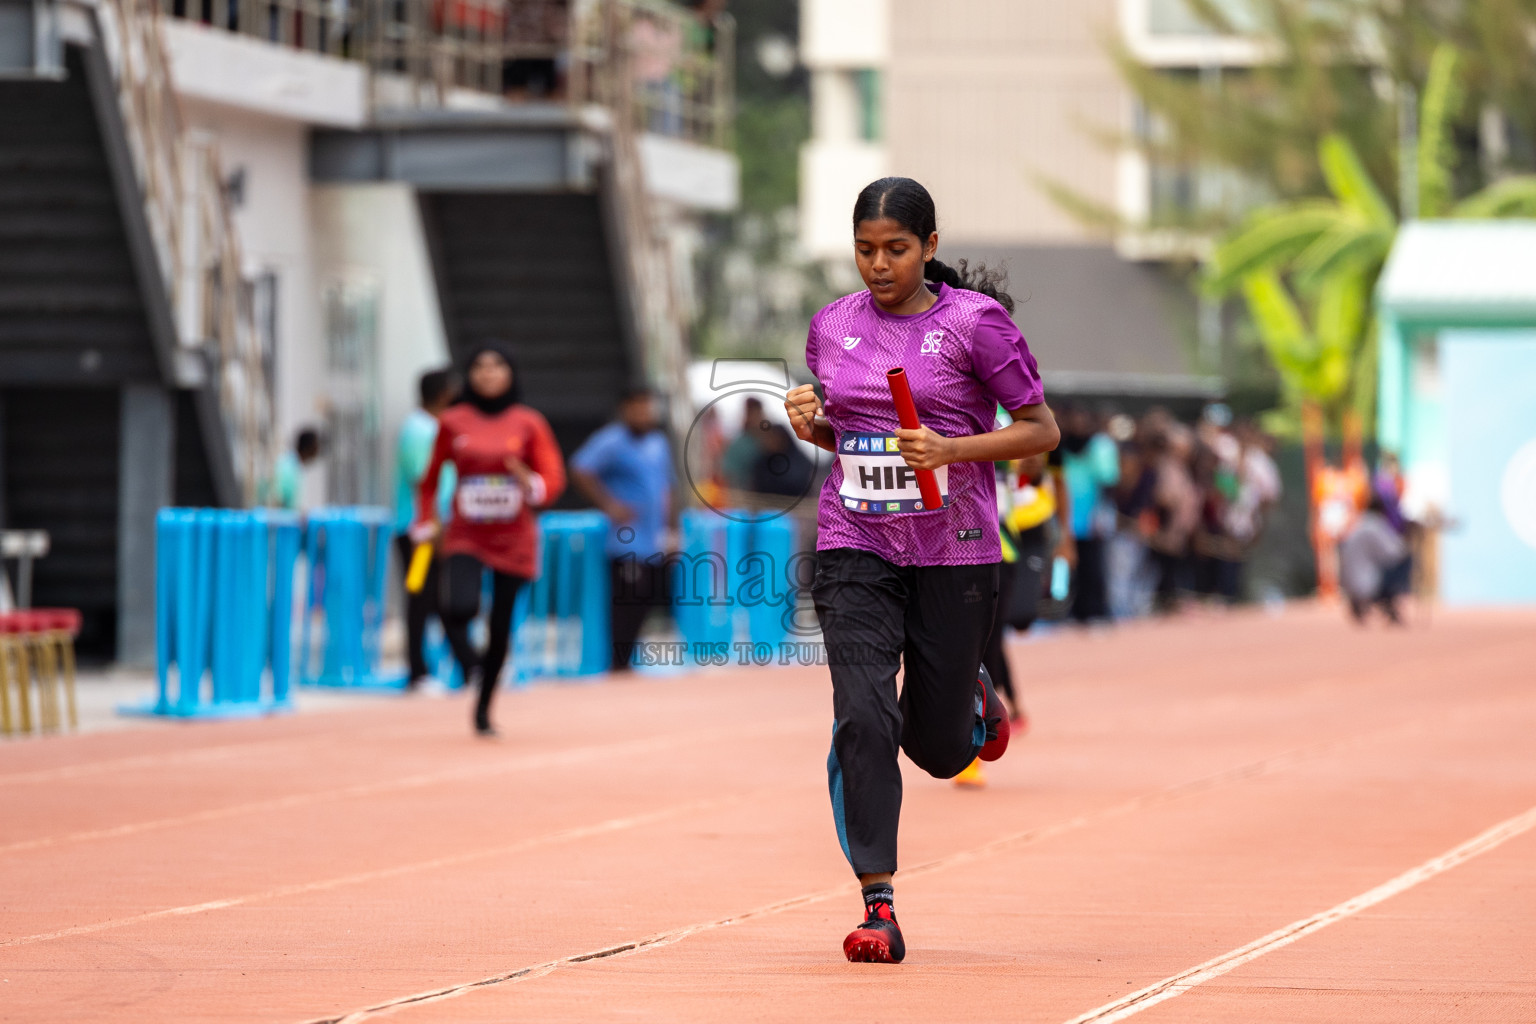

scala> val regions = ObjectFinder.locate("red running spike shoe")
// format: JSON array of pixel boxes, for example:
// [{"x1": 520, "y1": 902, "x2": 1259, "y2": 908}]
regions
[
  {"x1": 978, "y1": 664, "x2": 1011, "y2": 762},
  {"x1": 843, "y1": 901, "x2": 906, "y2": 964}
]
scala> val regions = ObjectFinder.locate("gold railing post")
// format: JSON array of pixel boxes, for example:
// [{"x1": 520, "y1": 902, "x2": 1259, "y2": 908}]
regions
[{"x1": 0, "y1": 637, "x2": 14, "y2": 737}]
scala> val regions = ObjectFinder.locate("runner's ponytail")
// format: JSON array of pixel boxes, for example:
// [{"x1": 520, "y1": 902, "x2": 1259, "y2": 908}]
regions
[
  {"x1": 923, "y1": 257, "x2": 1014, "y2": 315},
  {"x1": 853, "y1": 176, "x2": 1015, "y2": 315}
]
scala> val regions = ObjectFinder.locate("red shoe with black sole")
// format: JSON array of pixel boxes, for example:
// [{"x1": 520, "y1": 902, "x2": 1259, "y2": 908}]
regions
[
  {"x1": 978, "y1": 664, "x2": 1011, "y2": 762},
  {"x1": 843, "y1": 904, "x2": 906, "y2": 964}
]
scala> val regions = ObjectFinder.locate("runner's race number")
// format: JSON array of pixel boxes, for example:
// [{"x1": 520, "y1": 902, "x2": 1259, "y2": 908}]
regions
[
  {"x1": 457, "y1": 475, "x2": 524, "y2": 522},
  {"x1": 837, "y1": 432, "x2": 948, "y2": 514}
]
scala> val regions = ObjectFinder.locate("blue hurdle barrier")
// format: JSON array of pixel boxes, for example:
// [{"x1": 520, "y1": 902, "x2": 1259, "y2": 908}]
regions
[
  {"x1": 124, "y1": 508, "x2": 301, "y2": 719},
  {"x1": 511, "y1": 511, "x2": 610, "y2": 681},
  {"x1": 298, "y1": 507, "x2": 397, "y2": 690},
  {"x1": 728, "y1": 515, "x2": 798, "y2": 650},
  {"x1": 674, "y1": 511, "x2": 733, "y2": 651},
  {"x1": 673, "y1": 510, "x2": 798, "y2": 661}
]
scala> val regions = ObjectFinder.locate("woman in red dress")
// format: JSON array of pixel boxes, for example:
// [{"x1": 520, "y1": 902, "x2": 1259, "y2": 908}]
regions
[{"x1": 417, "y1": 344, "x2": 566, "y2": 735}]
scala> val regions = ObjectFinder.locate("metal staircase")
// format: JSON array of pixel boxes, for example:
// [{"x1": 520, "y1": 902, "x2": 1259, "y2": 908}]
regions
[
  {"x1": 313, "y1": 0, "x2": 728, "y2": 448},
  {"x1": 0, "y1": 0, "x2": 729, "y2": 656},
  {"x1": 0, "y1": 0, "x2": 268, "y2": 657}
]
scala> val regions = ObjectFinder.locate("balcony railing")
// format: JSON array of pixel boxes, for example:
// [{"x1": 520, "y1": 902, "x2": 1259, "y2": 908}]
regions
[
  {"x1": 91, "y1": 0, "x2": 273, "y2": 503},
  {"x1": 158, "y1": 0, "x2": 734, "y2": 147}
]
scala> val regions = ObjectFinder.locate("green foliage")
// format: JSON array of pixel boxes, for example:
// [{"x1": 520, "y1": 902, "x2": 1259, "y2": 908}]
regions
[
  {"x1": 1205, "y1": 201, "x2": 1339, "y2": 295},
  {"x1": 692, "y1": 0, "x2": 825, "y2": 360},
  {"x1": 1417, "y1": 44, "x2": 1464, "y2": 218},
  {"x1": 1317, "y1": 134, "x2": 1395, "y2": 231},
  {"x1": 1134, "y1": 0, "x2": 1536, "y2": 435},
  {"x1": 735, "y1": 95, "x2": 809, "y2": 214},
  {"x1": 729, "y1": 0, "x2": 809, "y2": 214},
  {"x1": 1453, "y1": 175, "x2": 1536, "y2": 217}
]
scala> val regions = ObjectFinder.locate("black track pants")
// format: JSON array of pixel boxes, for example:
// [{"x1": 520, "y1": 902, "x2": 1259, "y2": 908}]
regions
[
  {"x1": 610, "y1": 555, "x2": 672, "y2": 671},
  {"x1": 812, "y1": 547, "x2": 999, "y2": 876},
  {"x1": 982, "y1": 560, "x2": 1018, "y2": 712},
  {"x1": 440, "y1": 554, "x2": 527, "y2": 728},
  {"x1": 395, "y1": 533, "x2": 442, "y2": 682}
]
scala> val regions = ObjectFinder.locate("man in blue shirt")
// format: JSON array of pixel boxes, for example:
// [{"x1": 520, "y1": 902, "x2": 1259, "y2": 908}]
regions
[
  {"x1": 571, "y1": 387, "x2": 677, "y2": 671},
  {"x1": 394, "y1": 367, "x2": 457, "y2": 686}
]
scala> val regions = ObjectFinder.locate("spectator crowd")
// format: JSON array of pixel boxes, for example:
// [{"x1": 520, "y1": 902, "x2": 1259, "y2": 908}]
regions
[{"x1": 1028, "y1": 402, "x2": 1284, "y2": 626}]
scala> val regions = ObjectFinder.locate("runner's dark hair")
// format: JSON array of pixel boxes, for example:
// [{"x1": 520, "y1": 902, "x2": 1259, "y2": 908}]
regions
[
  {"x1": 852, "y1": 177, "x2": 1015, "y2": 314},
  {"x1": 459, "y1": 340, "x2": 523, "y2": 414},
  {"x1": 295, "y1": 427, "x2": 321, "y2": 458},
  {"x1": 418, "y1": 366, "x2": 457, "y2": 407}
]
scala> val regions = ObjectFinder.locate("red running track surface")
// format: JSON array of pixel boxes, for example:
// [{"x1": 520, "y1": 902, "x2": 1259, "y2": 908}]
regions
[{"x1": 1, "y1": 604, "x2": 1534, "y2": 1023}]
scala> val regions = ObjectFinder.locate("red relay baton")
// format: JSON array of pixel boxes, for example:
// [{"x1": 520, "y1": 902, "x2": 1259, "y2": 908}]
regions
[{"x1": 885, "y1": 368, "x2": 944, "y2": 510}]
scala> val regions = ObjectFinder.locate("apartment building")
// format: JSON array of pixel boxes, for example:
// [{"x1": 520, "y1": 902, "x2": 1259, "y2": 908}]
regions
[{"x1": 800, "y1": 0, "x2": 1257, "y2": 404}]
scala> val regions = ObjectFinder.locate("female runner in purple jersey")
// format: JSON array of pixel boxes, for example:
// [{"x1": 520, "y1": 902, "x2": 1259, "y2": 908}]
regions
[{"x1": 785, "y1": 177, "x2": 1059, "y2": 964}]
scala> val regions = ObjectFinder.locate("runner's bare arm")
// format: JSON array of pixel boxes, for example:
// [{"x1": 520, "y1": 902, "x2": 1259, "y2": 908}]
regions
[
  {"x1": 785, "y1": 384, "x2": 837, "y2": 453},
  {"x1": 894, "y1": 402, "x2": 1058, "y2": 471}
]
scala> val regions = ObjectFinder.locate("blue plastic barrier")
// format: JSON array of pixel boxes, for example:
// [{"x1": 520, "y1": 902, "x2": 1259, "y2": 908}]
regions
[
  {"x1": 125, "y1": 508, "x2": 301, "y2": 719},
  {"x1": 673, "y1": 510, "x2": 798, "y2": 661},
  {"x1": 511, "y1": 511, "x2": 610, "y2": 681},
  {"x1": 673, "y1": 511, "x2": 733, "y2": 651},
  {"x1": 298, "y1": 507, "x2": 396, "y2": 690},
  {"x1": 728, "y1": 516, "x2": 798, "y2": 650}
]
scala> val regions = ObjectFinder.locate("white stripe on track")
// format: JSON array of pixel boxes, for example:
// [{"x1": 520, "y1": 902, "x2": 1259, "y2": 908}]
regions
[
  {"x1": 0, "y1": 736, "x2": 318, "y2": 786},
  {"x1": 0, "y1": 794, "x2": 741, "y2": 950},
  {"x1": 296, "y1": 729, "x2": 1414, "y2": 1024},
  {"x1": 1059, "y1": 802, "x2": 1536, "y2": 1024},
  {"x1": 0, "y1": 717, "x2": 819, "y2": 856}
]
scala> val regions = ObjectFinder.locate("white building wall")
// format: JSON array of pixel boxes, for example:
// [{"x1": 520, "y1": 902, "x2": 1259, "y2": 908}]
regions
[
  {"x1": 801, "y1": 0, "x2": 889, "y2": 67},
  {"x1": 167, "y1": 28, "x2": 449, "y2": 508},
  {"x1": 162, "y1": 21, "x2": 368, "y2": 128},
  {"x1": 638, "y1": 133, "x2": 740, "y2": 212},
  {"x1": 310, "y1": 185, "x2": 452, "y2": 509},
  {"x1": 885, "y1": 0, "x2": 1126, "y2": 246},
  {"x1": 798, "y1": 0, "x2": 890, "y2": 259},
  {"x1": 177, "y1": 98, "x2": 326, "y2": 464},
  {"x1": 800, "y1": 141, "x2": 886, "y2": 258},
  {"x1": 801, "y1": 0, "x2": 1262, "y2": 252}
]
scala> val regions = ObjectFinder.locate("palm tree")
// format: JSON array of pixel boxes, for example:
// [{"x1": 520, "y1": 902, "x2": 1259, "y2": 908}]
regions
[
  {"x1": 1204, "y1": 45, "x2": 1536, "y2": 434},
  {"x1": 1201, "y1": 44, "x2": 1536, "y2": 593}
]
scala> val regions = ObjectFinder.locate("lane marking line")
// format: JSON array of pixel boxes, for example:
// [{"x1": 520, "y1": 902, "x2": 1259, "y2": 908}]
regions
[
  {"x1": 0, "y1": 717, "x2": 820, "y2": 857},
  {"x1": 0, "y1": 794, "x2": 747, "y2": 950},
  {"x1": 0, "y1": 737, "x2": 311, "y2": 786},
  {"x1": 296, "y1": 729, "x2": 1418, "y2": 1024},
  {"x1": 0, "y1": 709, "x2": 513, "y2": 785},
  {"x1": 1060, "y1": 802, "x2": 1536, "y2": 1024},
  {"x1": 0, "y1": 721, "x2": 475, "y2": 786},
  {"x1": 8, "y1": 632, "x2": 1522, "y2": 849}
]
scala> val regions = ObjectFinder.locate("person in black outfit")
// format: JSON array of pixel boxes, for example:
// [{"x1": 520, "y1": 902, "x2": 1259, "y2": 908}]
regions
[{"x1": 395, "y1": 368, "x2": 458, "y2": 687}]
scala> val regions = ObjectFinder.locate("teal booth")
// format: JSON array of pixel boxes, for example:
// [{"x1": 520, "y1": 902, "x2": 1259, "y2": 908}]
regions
[{"x1": 1376, "y1": 221, "x2": 1536, "y2": 605}]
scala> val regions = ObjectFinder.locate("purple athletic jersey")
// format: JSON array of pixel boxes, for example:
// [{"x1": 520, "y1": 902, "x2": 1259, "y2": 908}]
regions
[{"x1": 806, "y1": 282, "x2": 1045, "y2": 565}]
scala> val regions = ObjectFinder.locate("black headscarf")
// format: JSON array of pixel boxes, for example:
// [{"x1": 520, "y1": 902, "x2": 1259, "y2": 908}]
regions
[{"x1": 457, "y1": 341, "x2": 522, "y2": 416}]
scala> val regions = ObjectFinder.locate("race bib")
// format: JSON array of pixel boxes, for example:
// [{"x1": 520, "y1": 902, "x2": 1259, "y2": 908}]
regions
[
  {"x1": 836, "y1": 432, "x2": 948, "y2": 514},
  {"x1": 457, "y1": 475, "x2": 524, "y2": 523}
]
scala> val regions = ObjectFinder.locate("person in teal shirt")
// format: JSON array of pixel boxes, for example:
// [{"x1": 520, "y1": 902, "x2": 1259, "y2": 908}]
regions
[
  {"x1": 1053, "y1": 404, "x2": 1120, "y2": 622},
  {"x1": 267, "y1": 427, "x2": 322, "y2": 510},
  {"x1": 395, "y1": 368, "x2": 458, "y2": 686}
]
